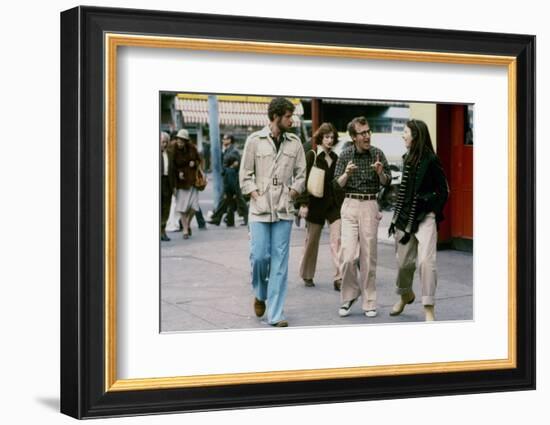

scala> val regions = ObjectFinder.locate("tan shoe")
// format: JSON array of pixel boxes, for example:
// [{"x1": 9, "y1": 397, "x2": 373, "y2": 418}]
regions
[
  {"x1": 303, "y1": 278, "x2": 315, "y2": 287},
  {"x1": 389, "y1": 292, "x2": 416, "y2": 316},
  {"x1": 254, "y1": 298, "x2": 266, "y2": 317},
  {"x1": 424, "y1": 305, "x2": 435, "y2": 321}
]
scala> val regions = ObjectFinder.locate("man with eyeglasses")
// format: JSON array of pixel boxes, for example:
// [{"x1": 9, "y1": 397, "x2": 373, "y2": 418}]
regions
[{"x1": 333, "y1": 116, "x2": 391, "y2": 319}]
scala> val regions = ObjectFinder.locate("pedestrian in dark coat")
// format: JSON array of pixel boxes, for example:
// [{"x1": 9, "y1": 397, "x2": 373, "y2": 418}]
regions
[
  {"x1": 160, "y1": 131, "x2": 175, "y2": 241},
  {"x1": 208, "y1": 134, "x2": 249, "y2": 226},
  {"x1": 170, "y1": 129, "x2": 201, "y2": 239}
]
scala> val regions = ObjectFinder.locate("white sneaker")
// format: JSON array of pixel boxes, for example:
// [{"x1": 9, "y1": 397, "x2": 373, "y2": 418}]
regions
[
  {"x1": 365, "y1": 310, "x2": 377, "y2": 318},
  {"x1": 338, "y1": 298, "x2": 358, "y2": 317}
]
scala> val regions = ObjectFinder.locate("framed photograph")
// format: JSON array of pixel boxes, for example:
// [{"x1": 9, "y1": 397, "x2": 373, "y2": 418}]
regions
[
  {"x1": 60, "y1": 6, "x2": 535, "y2": 419},
  {"x1": 158, "y1": 93, "x2": 475, "y2": 333}
]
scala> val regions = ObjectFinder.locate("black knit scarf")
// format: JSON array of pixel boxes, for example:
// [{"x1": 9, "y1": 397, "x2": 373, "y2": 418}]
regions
[{"x1": 389, "y1": 160, "x2": 419, "y2": 244}]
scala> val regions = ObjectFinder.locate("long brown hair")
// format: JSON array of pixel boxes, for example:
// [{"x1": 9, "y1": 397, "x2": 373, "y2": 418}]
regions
[
  {"x1": 312, "y1": 122, "x2": 338, "y2": 148},
  {"x1": 405, "y1": 119, "x2": 435, "y2": 165}
]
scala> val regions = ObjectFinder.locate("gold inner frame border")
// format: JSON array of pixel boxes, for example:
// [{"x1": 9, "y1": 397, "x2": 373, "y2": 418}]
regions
[{"x1": 104, "y1": 33, "x2": 517, "y2": 392}]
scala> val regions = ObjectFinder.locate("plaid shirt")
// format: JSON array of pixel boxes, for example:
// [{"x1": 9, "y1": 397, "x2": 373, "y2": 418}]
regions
[{"x1": 334, "y1": 144, "x2": 391, "y2": 194}]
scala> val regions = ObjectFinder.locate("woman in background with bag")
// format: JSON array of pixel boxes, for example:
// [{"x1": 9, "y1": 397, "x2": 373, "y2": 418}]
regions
[
  {"x1": 297, "y1": 122, "x2": 344, "y2": 290},
  {"x1": 171, "y1": 129, "x2": 202, "y2": 239}
]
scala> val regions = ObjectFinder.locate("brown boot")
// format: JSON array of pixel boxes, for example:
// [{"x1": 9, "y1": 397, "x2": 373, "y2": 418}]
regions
[
  {"x1": 254, "y1": 298, "x2": 266, "y2": 317},
  {"x1": 424, "y1": 305, "x2": 435, "y2": 321},
  {"x1": 389, "y1": 292, "x2": 415, "y2": 316}
]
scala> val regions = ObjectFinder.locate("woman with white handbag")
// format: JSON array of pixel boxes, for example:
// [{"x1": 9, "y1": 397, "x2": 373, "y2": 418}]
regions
[{"x1": 297, "y1": 123, "x2": 345, "y2": 291}]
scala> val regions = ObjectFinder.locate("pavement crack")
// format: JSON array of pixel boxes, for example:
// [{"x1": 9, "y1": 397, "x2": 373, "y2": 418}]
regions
[
  {"x1": 162, "y1": 254, "x2": 248, "y2": 275},
  {"x1": 169, "y1": 298, "x2": 251, "y2": 319},
  {"x1": 162, "y1": 299, "x2": 221, "y2": 328}
]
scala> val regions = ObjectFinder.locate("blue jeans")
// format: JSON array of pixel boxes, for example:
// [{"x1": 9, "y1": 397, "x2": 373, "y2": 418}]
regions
[{"x1": 249, "y1": 220, "x2": 293, "y2": 324}]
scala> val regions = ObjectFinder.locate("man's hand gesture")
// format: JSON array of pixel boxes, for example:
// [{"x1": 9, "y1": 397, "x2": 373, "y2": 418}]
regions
[{"x1": 372, "y1": 153, "x2": 384, "y2": 176}]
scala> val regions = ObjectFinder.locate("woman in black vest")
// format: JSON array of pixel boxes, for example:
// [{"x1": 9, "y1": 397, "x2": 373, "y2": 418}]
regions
[
  {"x1": 297, "y1": 122, "x2": 345, "y2": 291},
  {"x1": 388, "y1": 119, "x2": 449, "y2": 321}
]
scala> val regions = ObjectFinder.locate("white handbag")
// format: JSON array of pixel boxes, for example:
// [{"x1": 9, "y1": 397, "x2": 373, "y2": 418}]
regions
[{"x1": 307, "y1": 150, "x2": 325, "y2": 198}]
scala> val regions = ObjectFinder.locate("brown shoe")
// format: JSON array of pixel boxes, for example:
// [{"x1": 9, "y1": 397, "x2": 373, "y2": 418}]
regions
[
  {"x1": 390, "y1": 292, "x2": 415, "y2": 316},
  {"x1": 303, "y1": 278, "x2": 315, "y2": 287},
  {"x1": 254, "y1": 298, "x2": 266, "y2": 317},
  {"x1": 271, "y1": 320, "x2": 288, "y2": 327},
  {"x1": 333, "y1": 279, "x2": 342, "y2": 291}
]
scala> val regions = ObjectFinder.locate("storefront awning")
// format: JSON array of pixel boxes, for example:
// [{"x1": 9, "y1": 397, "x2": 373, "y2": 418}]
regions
[
  {"x1": 175, "y1": 95, "x2": 304, "y2": 127},
  {"x1": 321, "y1": 98, "x2": 409, "y2": 107}
]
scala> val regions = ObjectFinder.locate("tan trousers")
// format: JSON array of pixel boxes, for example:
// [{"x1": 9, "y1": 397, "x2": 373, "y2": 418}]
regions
[
  {"x1": 394, "y1": 212, "x2": 438, "y2": 306},
  {"x1": 340, "y1": 199, "x2": 381, "y2": 311},
  {"x1": 299, "y1": 219, "x2": 342, "y2": 282}
]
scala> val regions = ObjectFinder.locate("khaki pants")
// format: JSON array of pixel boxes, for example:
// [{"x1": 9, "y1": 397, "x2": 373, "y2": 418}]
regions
[
  {"x1": 299, "y1": 219, "x2": 342, "y2": 282},
  {"x1": 340, "y1": 199, "x2": 381, "y2": 311},
  {"x1": 394, "y1": 212, "x2": 438, "y2": 306}
]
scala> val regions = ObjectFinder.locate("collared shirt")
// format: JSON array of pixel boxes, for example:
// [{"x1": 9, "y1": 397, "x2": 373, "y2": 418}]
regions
[
  {"x1": 333, "y1": 144, "x2": 391, "y2": 194},
  {"x1": 162, "y1": 151, "x2": 169, "y2": 176},
  {"x1": 316, "y1": 145, "x2": 334, "y2": 168},
  {"x1": 270, "y1": 132, "x2": 284, "y2": 152}
]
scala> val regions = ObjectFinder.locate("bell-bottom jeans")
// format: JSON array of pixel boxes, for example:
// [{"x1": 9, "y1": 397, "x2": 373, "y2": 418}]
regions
[{"x1": 249, "y1": 220, "x2": 293, "y2": 325}]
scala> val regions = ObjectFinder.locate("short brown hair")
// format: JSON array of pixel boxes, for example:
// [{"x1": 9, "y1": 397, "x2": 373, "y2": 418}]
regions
[
  {"x1": 312, "y1": 122, "x2": 338, "y2": 147},
  {"x1": 347, "y1": 116, "x2": 369, "y2": 137}
]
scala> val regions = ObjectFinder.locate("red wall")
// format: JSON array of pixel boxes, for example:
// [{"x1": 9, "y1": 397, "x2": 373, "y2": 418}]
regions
[{"x1": 437, "y1": 105, "x2": 473, "y2": 241}]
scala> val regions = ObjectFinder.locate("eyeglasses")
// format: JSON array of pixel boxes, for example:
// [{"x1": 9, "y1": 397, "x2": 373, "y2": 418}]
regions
[{"x1": 356, "y1": 129, "x2": 372, "y2": 137}]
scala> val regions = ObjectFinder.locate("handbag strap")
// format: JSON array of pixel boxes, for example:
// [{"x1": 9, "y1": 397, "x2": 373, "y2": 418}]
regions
[{"x1": 311, "y1": 148, "x2": 319, "y2": 168}]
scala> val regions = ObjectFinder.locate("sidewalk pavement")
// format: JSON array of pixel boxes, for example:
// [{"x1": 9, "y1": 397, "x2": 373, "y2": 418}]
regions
[{"x1": 161, "y1": 209, "x2": 473, "y2": 332}]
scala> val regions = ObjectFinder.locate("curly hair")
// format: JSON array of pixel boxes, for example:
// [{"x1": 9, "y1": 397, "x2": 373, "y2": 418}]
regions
[
  {"x1": 312, "y1": 122, "x2": 338, "y2": 147},
  {"x1": 267, "y1": 97, "x2": 295, "y2": 121}
]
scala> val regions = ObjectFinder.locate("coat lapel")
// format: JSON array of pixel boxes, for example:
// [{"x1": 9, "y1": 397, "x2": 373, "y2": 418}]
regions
[{"x1": 414, "y1": 154, "x2": 432, "y2": 192}]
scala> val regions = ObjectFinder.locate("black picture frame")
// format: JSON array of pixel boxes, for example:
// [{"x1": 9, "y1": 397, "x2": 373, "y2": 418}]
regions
[{"x1": 60, "y1": 5, "x2": 535, "y2": 419}]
